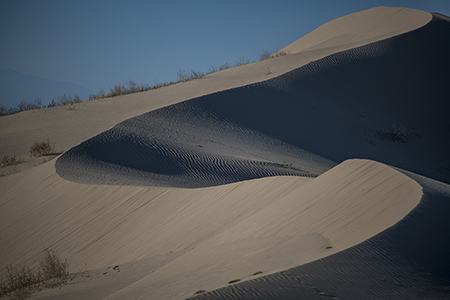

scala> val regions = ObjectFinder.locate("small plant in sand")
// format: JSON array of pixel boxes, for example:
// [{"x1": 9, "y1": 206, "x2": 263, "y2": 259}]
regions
[
  {"x1": 219, "y1": 62, "x2": 231, "y2": 71},
  {"x1": 29, "y1": 138, "x2": 55, "y2": 157},
  {"x1": 259, "y1": 49, "x2": 272, "y2": 61},
  {"x1": 1, "y1": 156, "x2": 24, "y2": 168},
  {"x1": 39, "y1": 249, "x2": 70, "y2": 288},
  {"x1": 0, "y1": 249, "x2": 70, "y2": 300},
  {"x1": 234, "y1": 57, "x2": 250, "y2": 67},
  {"x1": 270, "y1": 50, "x2": 288, "y2": 58},
  {"x1": 376, "y1": 124, "x2": 423, "y2": 143}
]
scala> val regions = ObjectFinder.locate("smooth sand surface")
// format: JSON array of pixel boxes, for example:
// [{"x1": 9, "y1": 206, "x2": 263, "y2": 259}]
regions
[
  {"x1": 1, "y1": 159, "x2": 422, "y2": 300},
  {"x1": 1, "y1": 6, "x2": 449, "y2": 300}
]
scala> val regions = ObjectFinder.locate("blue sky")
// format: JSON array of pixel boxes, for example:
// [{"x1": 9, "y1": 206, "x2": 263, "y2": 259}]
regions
[{"x1": 1, "y1": 0, "x2": 449, "y2": 100}]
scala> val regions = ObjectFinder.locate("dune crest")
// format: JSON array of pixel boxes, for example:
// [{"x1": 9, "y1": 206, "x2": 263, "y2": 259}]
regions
[
  {"x1": 56, "y1": 8, "x2": 449, "y2": 188},
  {"x1": 279, "y1": 6, "x2": 431, "y2": 54}
]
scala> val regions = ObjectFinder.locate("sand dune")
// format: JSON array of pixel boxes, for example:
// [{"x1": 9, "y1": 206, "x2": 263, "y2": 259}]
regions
[
  {"x1": 56, "y1": 9, "x2": 449, "y2": 187},
  {"x1": 279, "y1": 6, "x2": 431, "y2": 54},
  {"x1": 1, "y1": 6, "x2": 450, "y2": 300},
  {"x1": 190, "y1": 171, "x2": 450, "y2": 299}
]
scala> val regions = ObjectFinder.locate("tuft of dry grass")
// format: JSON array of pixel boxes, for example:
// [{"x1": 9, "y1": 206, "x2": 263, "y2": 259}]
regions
[
  {"x1": 234, "y1": 57, "x2": 250, "y2": 67},
  {"x1": 0, "y1": 249, "x2": 70, "y2": 300},
  {"x1": 1, "y1": 156, "x2": 24, "y2": 168},
  {"x1": 39, "y1": 249, "x2": 70, "y2": 288},
  {"x1": 376, "y1": 124, "x2": 423, "y2": 143},
  {"x1": 259, "y1": 49, "x2": 272, "y2": 61},
  {"x1": 29, "y1": 138, "x2": 55, "y2": 157}
]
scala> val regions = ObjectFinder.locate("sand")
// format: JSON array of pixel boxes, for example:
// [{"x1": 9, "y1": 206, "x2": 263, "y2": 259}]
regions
[{"x1": 1, "y1": 6, "x2": 449, "y2": 300}]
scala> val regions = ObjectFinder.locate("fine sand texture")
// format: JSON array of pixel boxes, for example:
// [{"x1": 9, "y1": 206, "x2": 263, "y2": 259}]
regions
[
  {"x1": 56, "y1": 8, "x2": 449, "y2": 188},
  {"x1": 1, "y1": 6, "x2": 450, "y2": 300}
]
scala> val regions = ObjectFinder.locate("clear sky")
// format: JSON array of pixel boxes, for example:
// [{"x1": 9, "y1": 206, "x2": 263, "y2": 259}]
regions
[{"x1": 1, "y1": 0, "x2": 449, "y2": 97}]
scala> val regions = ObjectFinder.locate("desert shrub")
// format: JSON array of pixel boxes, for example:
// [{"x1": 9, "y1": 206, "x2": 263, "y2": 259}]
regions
[
  {"x1": 47, "y1": 99, "x2": 57, "y2": 107},
  {"x1": 259, "y1": 49, "x2": 272, "y2": 61},
  {"x1": 29, "y1": 138, "x2": 55, "y2": 157},
  {"x1": 108, "y1": 80, "x2": 152, "y2": 97},
  {"x1": 109, "y1": 82, "x2": 127, "y2": 96},
  {"x1": 177, "y1": 69, "x2": 207, "y2": 82},
  {"x1": 177, "y1": 70, "x2": 190, "y2": 82},
  {"x1": 39, "y1": 250, "x2": 69, "y2": 288},
  {"x1": 235, "y1": 57, "x2": 250, "y2": 67},
  {"x1": 53, "y1": 93, "x2": 82, "y2": 106},
  {"x1": 376, "y1": 125, "x2": 423, "y2": 143},
  {"x1": 208, "y1": 66, "x2": 218, "y2": 74},
  {"x1": 219, "y1": 63, "x2": 231, "y2": 71},
  {"x1": 190, "y1": 70, "x2": 205, "y2": 79},
  {"x1": 89, "y1": 88, "x2": 107, "y2": 100},
  {"x1": 10, "y1": 98, "x2": 43, "y2": 113},
  {"x1": 377, "y1": 125, "x2": 411, "y2": 143},
  {"x1": 1, "y1": 265, "x2": 40, "y2": 299},
  {"x1": 55, "y1": 94, "x2": 71, "y2": 105},
  {"x1": 270, "y1": 50, "x2": 288, "y2": 58},
  {"x1": 72, "y1": 94, "x2": 82, "y2": 103},
  {"x1": 1, "y1": 156, "x2": 24, "y2": 168},
  {"x1": 0, "y1": 105, "x2": 8, "y2": 116},
  {"x1": 0, "y1": 249, "x2": 70, "y2": 299}
]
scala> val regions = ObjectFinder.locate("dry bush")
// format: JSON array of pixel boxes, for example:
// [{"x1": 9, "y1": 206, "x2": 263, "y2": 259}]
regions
[
  {"x1": 1, "y1": 265, "x2": 40, "y2": 299},
  {"x1": 29, "y1": 138, "x2": 55, "y2": 157},
  {"x1": 235, "y1": 57, "x2": 250, "y2": 67},
  {"x1": 208, "y1": 66, "x2": 218, "y2": 74},
  {"x1": 259, "y1": 49, "x2": 272, "y2": 61},
  {"x1": 376, "y1": 125, "x2": 420, "y2": 143},
  {"x1": 177, "y1": 70, "x2": 190, "y2": 82},
  {"x1": 269, "y1": 50, "x2": 289, "y2": 59},
  {"x1": 16, "y1": 98, "x2": 42, "y2": 111},
  {"x1": 54, "y1": 93, "x2": 82, "y2": 106},
  {"x1": 219, "y1": 63, "x2": 231, "y2": 71},
  {"x1": 0, "y1": 250, "x2": 70, "y2": 299},
  {"x1": 89, "y1": 88, "x2": 106, "y2": 100},
  {"x1": 108, "y1": 80, "x2": 152, "y2": 97},
  {"x1": 39, "y1": 250, "x2": 69, "y2": 288},
  {"x1": 190, "y1": 70, "x2": 205, "y2": 79},
  {"x1": 1, "y1": 156, "x2": 24, "y2": 168}
]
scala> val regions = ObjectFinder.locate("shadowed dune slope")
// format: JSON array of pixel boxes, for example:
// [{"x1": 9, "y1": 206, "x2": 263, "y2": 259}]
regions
[{"x1": 56, "y1": 12, "x2": 450, "y2": 188}]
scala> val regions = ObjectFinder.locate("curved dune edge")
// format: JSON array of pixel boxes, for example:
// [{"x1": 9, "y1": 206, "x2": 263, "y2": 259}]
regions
[
  {"x1": 0, "y1": 159, "x2": 422, "y2": 299},
  {"x1": 188, "y1": 172, "x2": 450, "y2": 300},
  {"x1": 0, "y1": 8, "x2": 432, "y2": 172},
  {"x1": 100, "y1": 159, "x2": 423, "y2": 300},
  {"x1": 55, "y1": 9, "x2": 450, "y2": 188},
  {"x1": 280, "y1": 6, "x2": 431, "y2": 54}
]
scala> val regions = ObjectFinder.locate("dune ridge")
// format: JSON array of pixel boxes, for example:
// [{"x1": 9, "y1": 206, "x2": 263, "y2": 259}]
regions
[
  {"x1": 1, "y1": 159, "x2": 423, "y2": 300},
  {"x1": 188, "y1": 171, "x2": 450, "y2": 300},
  {"x1": 56, "y1": 11, "x2": 450, "y2": 188},
  {"x1": 279, "y1": 6, "x2": 432, "y2": 54}
]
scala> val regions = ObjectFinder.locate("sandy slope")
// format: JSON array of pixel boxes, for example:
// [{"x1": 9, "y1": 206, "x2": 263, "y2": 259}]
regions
[
  {"x1": 0, "y1": 8, "x2": 432, "y2": 171},
  {"x1": 1, "y1": 6, "x2": 449, "y2": 300},
  {"x1": 56, "y1": 9, "x2": 449, "y2": 187},
  {"x1": 1, "y1": 159, "x2": 421, "y2": 300},
  {"x1": 190, "y1": 171, "x2": 450, "y2": 299},
  {"x1": 279, "y1": 6, "x2": 431, "y2": 54}
]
